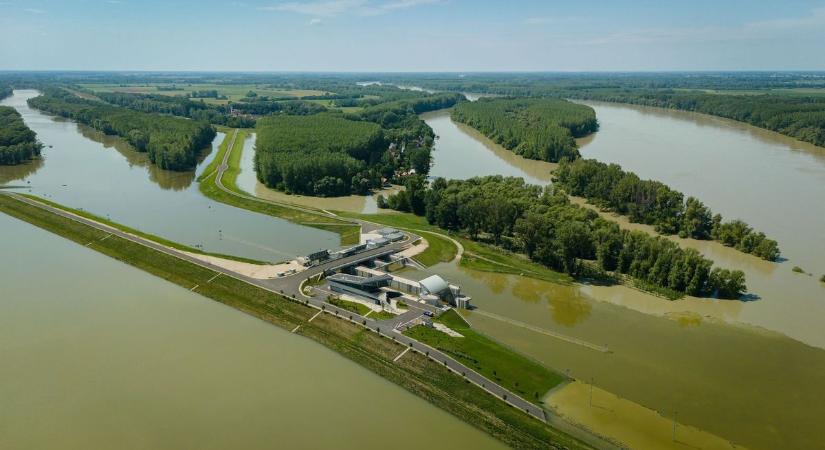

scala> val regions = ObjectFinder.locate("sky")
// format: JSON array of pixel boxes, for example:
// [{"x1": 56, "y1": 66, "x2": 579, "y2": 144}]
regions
[{"x1": 1, "y1": 0, "x2": 825, "y2": 71}]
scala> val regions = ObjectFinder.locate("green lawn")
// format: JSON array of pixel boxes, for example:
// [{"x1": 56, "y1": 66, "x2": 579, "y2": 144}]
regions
[
  {"x1": 414, "y1": 231, "x2": 457, "y2": 266},
  {"x1": 340, "y1": 212, "x2": 457, "y2": 266},
  {"x1": 370, "y1": 310, "x2": 397, "y2": 321},
  {"x1": 404, "y1": 310, "x2": 566, "y2": 404},
  {"x1": 458, "y1": 238, "x2": 572, "y2": 285},
  {"x1": 328, "y1": 296, "x2": 372, "y2": 316}
]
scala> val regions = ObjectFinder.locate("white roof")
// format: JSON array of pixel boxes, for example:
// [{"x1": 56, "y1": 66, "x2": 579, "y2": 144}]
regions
[{"x1": 419, "y1": 275, "x2": 449, "y2": 294}]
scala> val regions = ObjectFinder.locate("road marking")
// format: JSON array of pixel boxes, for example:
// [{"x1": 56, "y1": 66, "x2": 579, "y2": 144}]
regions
[
  {"x1": 190, "y1": 284, "x2": 199, "y2": 291},
  {"x1": 307, "y1": 310, "x2": 323, "y2": 322},
  {"x1": 99, "y1": 233, "x2": 113, "y2": 242},
  {"x1": 206, "y1": 272, "x2": 221, "y2": 283},
  {"x1": 393, "y1": 347, "x2": 410, "y2": 362},
  {"x1": 291, "y1": 324, "x2": 301, "y2": 333}
]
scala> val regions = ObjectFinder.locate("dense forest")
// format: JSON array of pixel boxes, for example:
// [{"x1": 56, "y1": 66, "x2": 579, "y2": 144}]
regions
[
  {"x1": 451, "y1": 98, "x2": 598, "y2": 162},
  {"x1": 553, "y1": 159, "x2": 780, "y2": 260},
  {"x1": 0, "y1": 106, "x2": 42, "y2": 165},
  {"x1": 0, "y1": 85, "x2": 11, "y2": 101},
  {"x1": 564, "y1": 90, "x2": 825, "y2": 148},
  {"x1": 385, "y1": 176, "x2": 747, "y2": 299},
  {"x1": 29, "y1": 88, "x2": 215, "y2": 171},
  {"x1": 254, "y1": 93, "x2": 462, "y2": 197},
  {"x1": 254, "y1": 114, "x2": 386, "y2": 196}
]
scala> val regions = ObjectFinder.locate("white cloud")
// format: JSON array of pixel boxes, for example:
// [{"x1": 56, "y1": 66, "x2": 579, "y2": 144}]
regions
[
  {"x1": 309, "y1": 17, "x2": 322, "y2": 25},
  {"x1": 262, "y1": 0, "x2": 366, "y2": 17},
  {"x1": 261, "y1": 0, "x2": 439, "y2": 17},
  {"x1": 524, "y1": 17, "x2": 554, "y2": 25},
  {"x1": 24, "y1": 8, "x2": 45, "y2": 14}
]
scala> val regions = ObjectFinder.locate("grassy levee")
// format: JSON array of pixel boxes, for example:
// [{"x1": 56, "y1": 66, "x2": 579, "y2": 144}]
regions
[
  {"x1": 339, "y1": 212, "x2": 458, "y2": 266},
  {"x1": 459, "y1": 238, "x2": 573, "y2": 285},
  {"x1": 0, "y1": 194, "x2": 593, "y2": 450},
  {"x1": 405, "y1": 310, "x2": 566, "y2": 405},
  {"x1": 20, "y1": 193, "x2": 266, "y2": 265},
  {"x1": 198, "y1": 130, "x2": 361, "y2": 246}
]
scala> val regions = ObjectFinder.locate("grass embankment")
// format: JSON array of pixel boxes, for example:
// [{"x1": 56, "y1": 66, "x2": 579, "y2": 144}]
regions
[
  {"x1": 343, "y1": 211, "x2": 572, "y2": 285},
  {"x1": 0, "y1": 194, "x2": 591, "y2": 450},
  {"x1": 340, "y1": 212, "x2": 457, "y2": 266},
  {"x1": 405, "y1": 310, "x2": 566, "y2": 404},
  {"x1": 328, "y1": 296, "x2": 372, "y2": 316},
  {"x1": 459, "y1": 238, "x2": 572, "y2": 285},
  {"x1": 21, "y1": 194, "x2": 264, "y2": 265},
  {"x1": 198, "y1": 131, "x2": 361, "y2": 245}
]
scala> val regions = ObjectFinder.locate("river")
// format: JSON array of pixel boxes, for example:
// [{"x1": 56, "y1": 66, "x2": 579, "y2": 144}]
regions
[
  {"x1": 420, "y1": 105, "x2": 825, "y2": 450},
  {"x1": 0, "y1": 90, "x2": 341, "y2": 262},
  {"x1": 0, "y1": 213, "x2": 502, "y2": 450}
]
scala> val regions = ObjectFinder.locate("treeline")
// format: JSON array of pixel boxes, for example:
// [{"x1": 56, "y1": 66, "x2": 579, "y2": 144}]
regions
[
  {"x1": 353, "y1": 93, "x2": 464, "y2": 141},
  {"x1": 386, "y1": 176, "x2": 747, "y2": 299},
  {"x1": 554, "y1": 159, "x2": 780, "y2": 260},
  {"x1": 571, "y1": 90, "x2": 825, "y2": 148},
  {"x1": 0, "y1": 106, "x2": 42, "y2": 165},
  {"x1": 254, "y1": 114, "x2": 386, "y2": 196},
  {"x1": 0, "y1": 85, "x2": 11, "y2": 101},
  {"x1": 451, "y1": 98, "x2": 597, "y2": 162},
  {"x1": 97, "y1": 92, "x2": 254, "y2": 128},
  {"x1": 230, "y1": 99, "x2": 326, "y2": 116},
  {"x1": 29, "y1": 88, "x2": 215, "y2": 171}
]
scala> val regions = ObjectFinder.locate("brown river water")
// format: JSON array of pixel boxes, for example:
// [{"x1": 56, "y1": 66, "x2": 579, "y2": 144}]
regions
[
  {"x1": 0, "y1": 90, "x2": 500, "y2": 449},
  {"x1": 4, "y1": 87, "x2": 825, "y2": 449},
  {"x1": 0, "y1": 213, "x2": 502, "y2": 449},
  {"x1": 419, "y1": 105, "x2": 825, "y2": 450}
]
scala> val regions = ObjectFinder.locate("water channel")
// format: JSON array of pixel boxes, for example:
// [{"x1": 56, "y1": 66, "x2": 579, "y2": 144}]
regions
[
  {"x1": 0, "y1": 213, "x2": 503, "y2": 449},
  {"x1": 0, "y1": 90, "x2": 341, "y2": 263},
  {"x1": 421, "y1": 105, "x2": 825, "y2": 450}
]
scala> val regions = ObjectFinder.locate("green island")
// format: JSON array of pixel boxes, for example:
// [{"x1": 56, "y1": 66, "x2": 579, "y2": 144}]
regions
[
  {"x1": 554, "y1": 158, "x2": 780, "y2": 260},
  {"x1": 451, "y1": 98, "x2": 598, "y2": 162},
  {"x1": 384, "y1": 175, "x2": 747, "y2": 299},
  {"x1": 0, "y1": 105, "x2": 42, "y2": 165},
  {"x1": 28, "y1": 87, "x2": 216, "y2": 171}
]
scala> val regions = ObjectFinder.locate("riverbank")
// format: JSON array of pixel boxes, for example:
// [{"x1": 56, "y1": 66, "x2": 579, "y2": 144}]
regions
[
  {"x1": 0, "y1": 193, "x2": 595, "y2": 450},
  {"x1": 197, "y1": 129, "x2": 361, "y2": 245}
]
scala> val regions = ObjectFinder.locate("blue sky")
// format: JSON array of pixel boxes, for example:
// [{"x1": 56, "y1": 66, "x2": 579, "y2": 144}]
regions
[{"x1": 1, "y1": 0, "x2": 824, "y2": 71}]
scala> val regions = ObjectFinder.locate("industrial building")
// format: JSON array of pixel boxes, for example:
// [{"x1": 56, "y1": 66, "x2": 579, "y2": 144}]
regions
[{"x1": 353, "y1": 266, "x2": 471, "y2": 309}]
